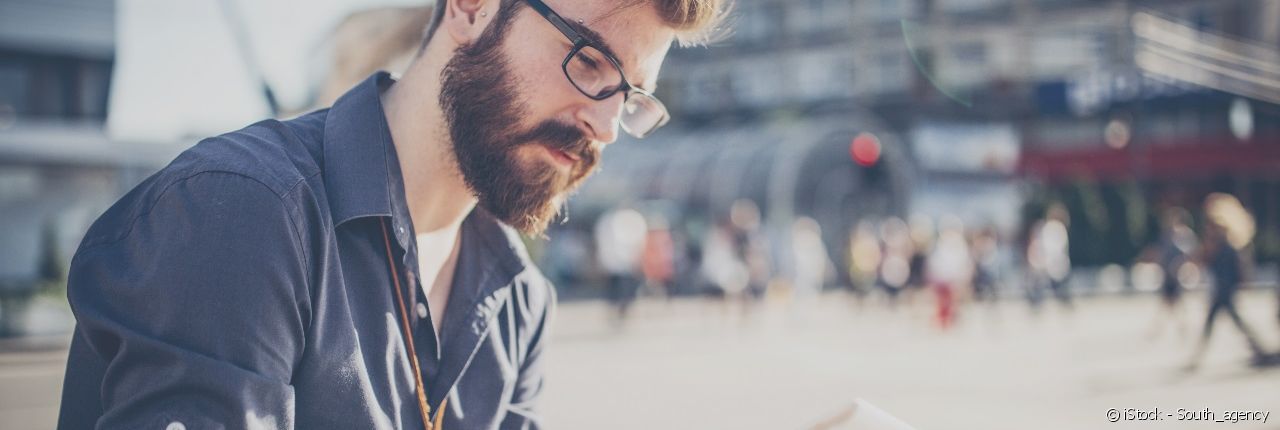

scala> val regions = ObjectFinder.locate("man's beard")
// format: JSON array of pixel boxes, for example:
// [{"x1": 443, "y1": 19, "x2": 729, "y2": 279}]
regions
[{"x1": 439, "y1": 17, "x2": 599, "y2": 236}]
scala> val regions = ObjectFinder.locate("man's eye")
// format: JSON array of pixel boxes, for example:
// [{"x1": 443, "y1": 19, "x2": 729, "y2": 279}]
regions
[{"x1": 576, "y1": 52, "x2": 600, "y2": 69}]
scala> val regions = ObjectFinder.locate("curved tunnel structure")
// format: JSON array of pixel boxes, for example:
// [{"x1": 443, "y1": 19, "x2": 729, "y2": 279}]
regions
[{"x1": 570, "y1": 112, "x2": 915, "y2": 281}]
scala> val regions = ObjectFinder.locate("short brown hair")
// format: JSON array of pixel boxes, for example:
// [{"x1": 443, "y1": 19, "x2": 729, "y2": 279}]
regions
[
  {"x1": 648, "y1": 0, "x2": 732, "y2": 46},
  {"x1": 420, "y1": 0, "x2": 731, "y2": 50}
]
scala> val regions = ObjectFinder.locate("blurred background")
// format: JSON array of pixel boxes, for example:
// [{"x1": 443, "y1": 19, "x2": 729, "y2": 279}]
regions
[{"x1": 2, "y1": 0, "x2": 1280, "y2": 429}]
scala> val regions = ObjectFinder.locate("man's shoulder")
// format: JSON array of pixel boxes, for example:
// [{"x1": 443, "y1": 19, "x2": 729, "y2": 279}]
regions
[
  {"x1": 171, "y1": 109, "x2": 330, "y2": 196},
  {"x1": 132, "y1": 110, "x2": 329, "y2": 207},
  {"x1": 76, "y1": 111, "x2": 332, "y2": 251}
]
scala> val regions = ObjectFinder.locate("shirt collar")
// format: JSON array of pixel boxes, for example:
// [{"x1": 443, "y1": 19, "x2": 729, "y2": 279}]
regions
[{"x1": 322, "y1": 71, "x2": 399, "y2": 227}]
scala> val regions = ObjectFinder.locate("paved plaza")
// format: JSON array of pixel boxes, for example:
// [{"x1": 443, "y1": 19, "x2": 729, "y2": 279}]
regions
[
  {"x1": 541, "y1": 291, "x2": 1280, "y2": 429},
  {"x1": 3, "y1": 291, "x2": 1278, "y2": 429}
]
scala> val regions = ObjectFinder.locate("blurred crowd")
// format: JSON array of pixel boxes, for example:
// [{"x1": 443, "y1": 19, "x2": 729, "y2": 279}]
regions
[{"x1": 535, "y1": 191, "x2": 1280, "y2": 366}]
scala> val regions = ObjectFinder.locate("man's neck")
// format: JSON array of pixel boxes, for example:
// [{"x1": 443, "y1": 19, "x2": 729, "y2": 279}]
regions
[{"x1": 381, "y1": 60, "x2": 477, "y2": 237}]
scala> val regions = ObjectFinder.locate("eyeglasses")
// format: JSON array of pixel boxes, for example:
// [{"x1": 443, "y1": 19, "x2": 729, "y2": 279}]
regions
[{"x1": 523, "y1": 0, "x2": 670, "y2": 139}]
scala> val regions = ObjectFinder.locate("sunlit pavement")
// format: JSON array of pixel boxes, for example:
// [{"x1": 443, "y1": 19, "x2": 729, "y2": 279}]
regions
[
  {"x1": 3, "y1": 291, "x2": 1278, "y2": 429},
  {"x1": 541, "y1": 290, "x2": 1280, "y2": 430},
  {"x1": 0, "y1": 341, "x2": 67, "y2": 429}
]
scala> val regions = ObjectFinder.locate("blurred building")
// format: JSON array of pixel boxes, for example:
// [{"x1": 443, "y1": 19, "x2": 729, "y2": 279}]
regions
[
  {"x1": 0, "y1": 0, "x2": 182, "y2": 292},
  {"x1": 575, "y1": 0, "x2": 1280, "y2": 280},
  {"x1": 0, "y1": 0, "x2": 433, "y2": 295},
  {"x1": 3, "y1": 0, "x2": 1277, "y2": 295},
  {"x1": 1016, "y1": 2, "x2": 1280, "y2": 267}
]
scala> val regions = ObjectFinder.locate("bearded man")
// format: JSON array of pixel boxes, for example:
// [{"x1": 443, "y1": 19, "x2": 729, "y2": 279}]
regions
[{"x1": 57, "y1": 0, "x2": 726, "y2": 428}]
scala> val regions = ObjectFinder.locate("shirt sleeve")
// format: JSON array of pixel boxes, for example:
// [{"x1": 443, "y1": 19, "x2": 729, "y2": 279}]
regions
[
  {"x1": 498, "y1": 276, "x2": 557, "y2": 430},
  {"x1": 65, "y1": 171, "x2": 311, "y2": 430}
]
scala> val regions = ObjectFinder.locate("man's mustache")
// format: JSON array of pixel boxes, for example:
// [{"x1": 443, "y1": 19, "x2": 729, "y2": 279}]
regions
[{"x1": 514, "y1": 121, "x2": 598, "y2": 171}]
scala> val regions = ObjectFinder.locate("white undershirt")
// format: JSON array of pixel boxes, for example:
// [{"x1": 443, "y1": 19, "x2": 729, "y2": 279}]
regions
[{"x1": 415, "y1": 226, "x2": 462, "y2": 338}]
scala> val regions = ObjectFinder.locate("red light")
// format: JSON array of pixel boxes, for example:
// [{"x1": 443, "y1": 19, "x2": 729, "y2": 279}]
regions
[{"x1": 851, "y1": 133, "x2": 881, "y2": 167}]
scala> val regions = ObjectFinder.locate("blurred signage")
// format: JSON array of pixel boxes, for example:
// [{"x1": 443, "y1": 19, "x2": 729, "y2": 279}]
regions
[
  {"x1": 1064, "y1": 67, "x2": 1204, "y2": 116},
  {"x1": 1133, "y1": 11, "x2": 1280, "y2": 105}
]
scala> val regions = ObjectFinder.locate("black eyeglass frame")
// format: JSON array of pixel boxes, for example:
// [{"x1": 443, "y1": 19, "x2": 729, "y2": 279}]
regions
[{"x1": 523, "y1": 0, "x2": 670, "y2": 136}]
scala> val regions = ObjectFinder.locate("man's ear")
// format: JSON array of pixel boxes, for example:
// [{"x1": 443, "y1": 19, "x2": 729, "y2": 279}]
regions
[{"x1": 442, "y1": 0, "x2": 496, "y2": 45}]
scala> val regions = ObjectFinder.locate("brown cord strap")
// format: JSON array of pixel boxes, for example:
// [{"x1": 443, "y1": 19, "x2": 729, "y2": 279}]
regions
[{"x1": 380, "y1": 218, "x2": 448, "y2": 430}]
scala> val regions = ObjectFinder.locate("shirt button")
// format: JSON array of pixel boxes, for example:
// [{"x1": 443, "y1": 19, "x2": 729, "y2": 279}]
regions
[
  {"x1": 166, "y1": 422, "x2": 186, "y2": 430},
  {"x1": 416, "y1": 302, "x2": 429, "y2": 319},
  {"x1": 398, "y1": 226, "x2": 405, "y2": 234}
]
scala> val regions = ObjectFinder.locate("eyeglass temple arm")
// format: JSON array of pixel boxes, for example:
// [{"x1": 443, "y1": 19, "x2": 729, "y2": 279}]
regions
[{"x1": 526, "y1": 0, "x2": 584, "y2": 45}]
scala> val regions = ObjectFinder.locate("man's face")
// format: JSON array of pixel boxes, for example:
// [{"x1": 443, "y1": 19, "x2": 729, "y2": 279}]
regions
[{"x1": 439, "y1": 0, "x2": 674, "y2": 235}]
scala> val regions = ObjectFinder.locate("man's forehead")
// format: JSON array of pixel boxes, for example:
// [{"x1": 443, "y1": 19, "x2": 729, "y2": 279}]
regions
[
  {"x1": 540, "y1": 0, "x2": 675, "y2": 87},
  {"x1": 540, "y1": 0, "x2": 653, "y2": 28}
]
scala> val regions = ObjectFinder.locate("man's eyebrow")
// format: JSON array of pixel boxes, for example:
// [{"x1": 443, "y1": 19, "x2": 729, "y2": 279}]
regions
[
  {"x1": 565, "y1": 20, "x2": 618, "y2": 63},
  {"x1": 566, "y1": 20, "x2": 655, "y2": 92}
]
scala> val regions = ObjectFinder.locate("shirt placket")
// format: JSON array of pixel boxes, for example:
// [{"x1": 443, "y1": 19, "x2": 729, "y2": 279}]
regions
[{"x1": 391, "y1": 218, "x2": 443, "y2": 368}]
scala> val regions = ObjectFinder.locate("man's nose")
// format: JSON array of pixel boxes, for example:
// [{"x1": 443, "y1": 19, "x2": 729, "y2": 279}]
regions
[{"x1": 574, "y1": 93, "x2": 624, "y2": 145}]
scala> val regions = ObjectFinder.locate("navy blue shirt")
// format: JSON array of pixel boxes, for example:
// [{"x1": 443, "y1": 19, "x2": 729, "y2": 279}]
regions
[{"x1": 59, "y1": 72, "x2": 556, "y2": 429}]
